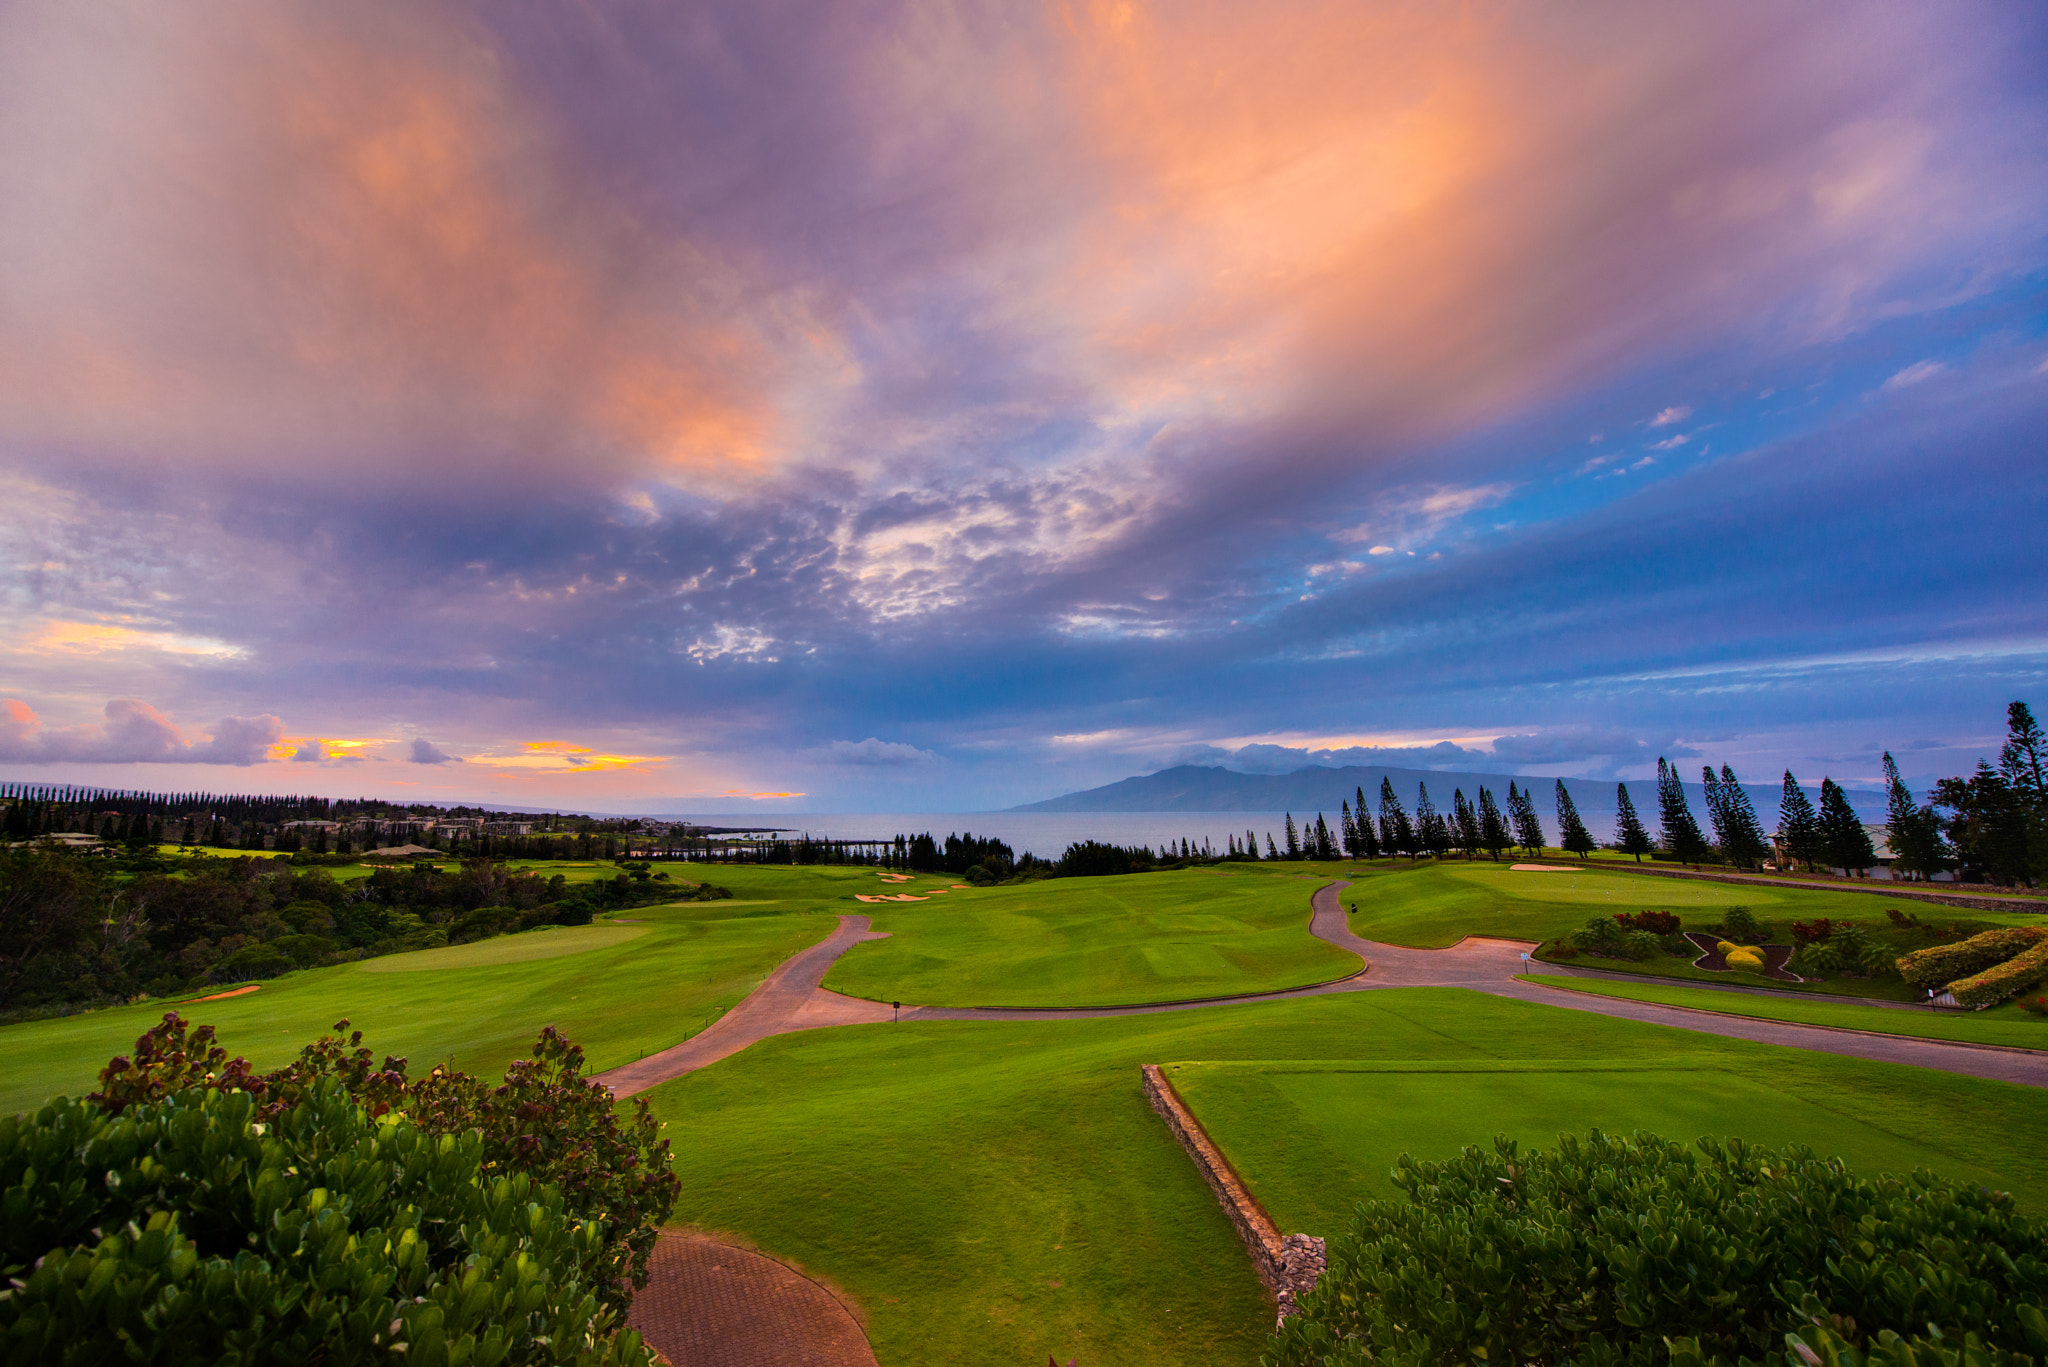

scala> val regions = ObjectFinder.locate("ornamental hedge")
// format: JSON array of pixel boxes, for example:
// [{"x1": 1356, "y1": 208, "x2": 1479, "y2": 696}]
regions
[
  {"x1": 1949, "y1": 936, "x2": 2048, "y2": 1009},
  {"x1": 1897, "y1": 927, "x2": 2047, "y2": 990},
  {"x1": 0, "y1": 1083, "x2": 656, "y2": 1366},
  {"x1": 1265, "y1": 1130, "x2": 2047, "y2": 1367}
]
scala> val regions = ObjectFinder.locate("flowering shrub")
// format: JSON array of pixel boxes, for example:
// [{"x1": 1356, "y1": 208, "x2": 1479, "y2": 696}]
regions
[
  {"x1": 1791, "y1": 919, "x2": 1840, "y2": 945},
  {"x1": 90, "y1": 1014, "x2": 678, "y2": 1311},
  {"x1": 1267, "y1": 1131, "x2": 2048, "y2": 1367},
  {"x1": 1896, "y1": 926, "x2": 2048, "y2": 989},
  {"x1": 1613, "y1": 910, "x2": 1680, "y2": 935},
  {"x1": 2020, "y1": 995, "x2": 2048, "y2": 1017}
]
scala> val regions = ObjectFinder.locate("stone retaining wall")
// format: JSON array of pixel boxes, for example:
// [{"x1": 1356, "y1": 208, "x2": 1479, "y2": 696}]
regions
[{"x1": 1141, "y1": 1064, "x2": 1324, "y2": 1324}]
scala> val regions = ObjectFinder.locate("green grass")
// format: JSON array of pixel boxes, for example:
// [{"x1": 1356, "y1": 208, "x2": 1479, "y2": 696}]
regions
[
  {"x1": 1518, "y1": 973, "x2": 2048, "y2": 1050},
  {"x1": 822, "y1": 866, "x2": 1360, "y2": 1007},
  {"x1": 356, "y1": 922, "x2": 652, "y2": 971},
  {"x1": 0, "y1": 900, "x2": 830, "y2": 1116},
  {"x1": 1341, "y1": 860, "x2": 2048, "y2": 1000},
  {"x1": 639, "y1": 985, "x2": 2048, "y2": 1367},
  {"x1": 1171, "y1": 1050, "x2": 2048, "y2": 1240}
]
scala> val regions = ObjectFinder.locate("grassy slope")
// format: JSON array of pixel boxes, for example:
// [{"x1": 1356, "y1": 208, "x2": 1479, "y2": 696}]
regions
[
  {"x1": 640, "y1": 985, "x2": 2048, "y2": 1367},
  {"x1": 0, "y1": 899, "x2": 830, "y2": 1115},
  {"x1": 1342, "y1": 860, "x2": 2046, "y2": 1000},
  {"x1": 822, "y1": 866, "x2": 1360, "y2": 1007},
  {"x1": 1519, "y1": 973, "x2": 2048, "y2": 1050}
]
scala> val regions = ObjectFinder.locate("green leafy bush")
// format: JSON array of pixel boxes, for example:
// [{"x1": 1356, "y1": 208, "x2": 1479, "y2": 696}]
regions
[
  {"x1": 211, "y1": 943, "x2": 294, "y2": 981},
  {"x1": 0, "y1": 1082, "x2": 657, "y2": 1365},
  {"x1": 1265, "y1": 1130, "x2": 2047, "y2": 1367},
  {"x1": 90, "y1": 1014, "x2": 679, "y2": 1313},
  {"x1": 1949, "y1": 937, "x2": 2048, "y2": 1008},
  {"x1": 1897, "y1": 926, "x2": 2048, "y2": 989},
  {"x1": 1719, "y1": 904, "x2": 1765, "y2": 942}
]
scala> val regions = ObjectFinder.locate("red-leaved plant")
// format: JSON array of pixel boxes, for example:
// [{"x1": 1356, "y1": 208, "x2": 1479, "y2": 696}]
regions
[{"x1": 91, "y1": 1013, "x2": 678, "y2": 1311}]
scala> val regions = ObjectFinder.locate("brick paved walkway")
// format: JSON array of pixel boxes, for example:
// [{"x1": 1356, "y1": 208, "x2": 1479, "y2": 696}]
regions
[{"x1": 628, "y1": 1233, "x2": 877, "y2": 1367}]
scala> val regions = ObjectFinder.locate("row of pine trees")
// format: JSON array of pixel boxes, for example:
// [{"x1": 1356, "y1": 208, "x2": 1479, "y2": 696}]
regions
[{"x1": 1239, "y1": 700, "x2": 2045, "y2": 883}]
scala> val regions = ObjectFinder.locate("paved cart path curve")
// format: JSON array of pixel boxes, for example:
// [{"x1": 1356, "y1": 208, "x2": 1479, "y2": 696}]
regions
[{"x1": 598, "y1": 883, "x2": 2048, "y2": 1096}]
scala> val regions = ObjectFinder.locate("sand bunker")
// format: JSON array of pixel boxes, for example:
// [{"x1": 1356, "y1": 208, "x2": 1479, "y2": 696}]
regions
[
  {"x1": 182, "y1": 984, "x2": 260, "y2": 1003},
  {"x1": 877, "y1": 874, "x2": 913, "y2": 883},
  {"x1": 855, "y1": 893, "x2": 929, "y2": 903},
  {"x1": 1509, "y1": 863, "x2": 1575, "y2": 872}
]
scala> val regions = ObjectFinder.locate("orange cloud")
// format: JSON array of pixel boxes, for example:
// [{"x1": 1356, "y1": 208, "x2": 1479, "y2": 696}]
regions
[
  {"x1": 722, "y1": 790, "x2": 806, "y2": 800},
  {"x1": 0, "y1": 4, "x2": 782, "y2": 485},
  {"x1": 24, "y1": 620, "x2": 244, "y2": 658},
  {"x1": 467, "y1": 741, "x2": 665, "y2": 774}
]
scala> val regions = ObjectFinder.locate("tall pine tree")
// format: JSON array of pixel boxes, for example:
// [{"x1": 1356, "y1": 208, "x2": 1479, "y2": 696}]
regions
[
  {"x1": 1555, "y1": 780, "x2": 1595, "y2": 858},
  {"x1": 1413, "y1": 783, "x2": 1445, "y2": 859},
  {"x1": 1507, "y1": 781, "x2": 1544, "y2": 854},
  {"x1": 1476, "y1": 786, "x2": 1510, "y2": 860},
  {"x1": 1379, "y1": 778, "x2": 1416, "y2": 860},
  {"x1": 1778, "y1": 772, "x2": 1823, "y2": 871},
  {"x1": 1453, "y1": 789, "x2": 1482, "y2": 859},
  {"x1": 1655, "y1": 757, "x2": 1709, "y2": 863},
  {"x1": 1614, "y1": 783, "x2": 1653, "y2": 861},
  {"x1": 1713, "y1": 764, "x2": 1770, "y2": 869},
  {"x1": 1284, "y1": 813, "x2": 1301, "y2": 859},
  {"x1": 1819, "y1": 778, "x2": 1877, "y2": 875},
  {"x1": 1340, "y1": 800, "x2": 1359, "y2": 858},
  {"x1": 1882, "y1": 751, "x2": 1946, "y2": 880}
]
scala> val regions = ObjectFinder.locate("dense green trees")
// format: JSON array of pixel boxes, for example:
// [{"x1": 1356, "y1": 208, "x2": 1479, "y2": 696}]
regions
[
  {"x1": 1554, "y1": 780, "x2": 1595, "y2": 858},
  {"x1": 1882, "y1": 752, "x2": 1950, "y2": 880},
  {"x1": 1613, "y1": 783, "x2": 1653, "y2": 861}
]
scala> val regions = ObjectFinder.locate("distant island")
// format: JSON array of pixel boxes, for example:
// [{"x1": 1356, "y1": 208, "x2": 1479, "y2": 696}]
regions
[{"x1": 1010, "y1": 763, "x2": 1882, "y2": 824}]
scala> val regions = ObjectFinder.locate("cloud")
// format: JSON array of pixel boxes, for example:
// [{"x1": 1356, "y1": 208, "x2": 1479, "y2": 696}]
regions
[
  {"x1": 1649, "y1": 406, "x2": 1693, "y2": 427},
  {"x1": 812, "y1": 737, "x2": 939, "y2": 766},
  {"x1": 0, "y1": 698, "x2": 283, "y2": 765},
  {"x1": 1648, "y1": 434, "x2": 1688, "y2": 450},
  {"x1": 409, "y1": 738, "x2": 459, "y2": 764},
  {"x1": 1883, "y1": 359, "x2": 1947, "y2": 389}
]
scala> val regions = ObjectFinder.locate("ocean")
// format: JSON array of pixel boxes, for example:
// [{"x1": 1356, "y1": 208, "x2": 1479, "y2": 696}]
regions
[{"x1": 642, "y1": 812, "x2": 1313, "y2": 860}]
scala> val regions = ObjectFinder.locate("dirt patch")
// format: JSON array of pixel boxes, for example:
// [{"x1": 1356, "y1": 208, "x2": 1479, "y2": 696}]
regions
[
  {"x1": 1510, "y1": 863, "x2": 1574, "y2": 872},
  {"x1": 628, "y1": 1232, "x2": 877, "y2": 1367}
]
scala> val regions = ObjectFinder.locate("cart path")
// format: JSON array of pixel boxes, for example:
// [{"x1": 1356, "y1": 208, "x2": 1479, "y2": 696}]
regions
[
  {"x1": 627, "y1": 1232, "x2": 877, "y2": 1367},
  {"x1": 595, "y1": 915, "x2": 893, "y2": 1098},
  {"x1": 599, "y1": 884, "x2": 2048, "y2": 1095}
]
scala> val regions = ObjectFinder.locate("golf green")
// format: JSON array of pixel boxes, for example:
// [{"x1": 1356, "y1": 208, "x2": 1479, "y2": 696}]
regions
[
  {"x1": 638, "y1": 984, "x2": 2048, "y2": 1367},
  {"x1": 823, "y1": 867, "x2": 1360, "y2": 1006}
]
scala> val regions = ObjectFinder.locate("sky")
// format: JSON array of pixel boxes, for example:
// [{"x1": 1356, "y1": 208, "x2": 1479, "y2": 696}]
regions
[{"x1": 1, "y1": 0, "x2": 2044, "y2": 814}]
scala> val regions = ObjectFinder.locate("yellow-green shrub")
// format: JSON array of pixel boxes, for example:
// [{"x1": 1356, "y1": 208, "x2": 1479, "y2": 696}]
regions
[
  {"x1": 1948, "y1": 936, "x2": 2048, "y2": 1009},
  {"x1": 1896, "y1": 926, "x2": 2047, "y2": 988}
]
